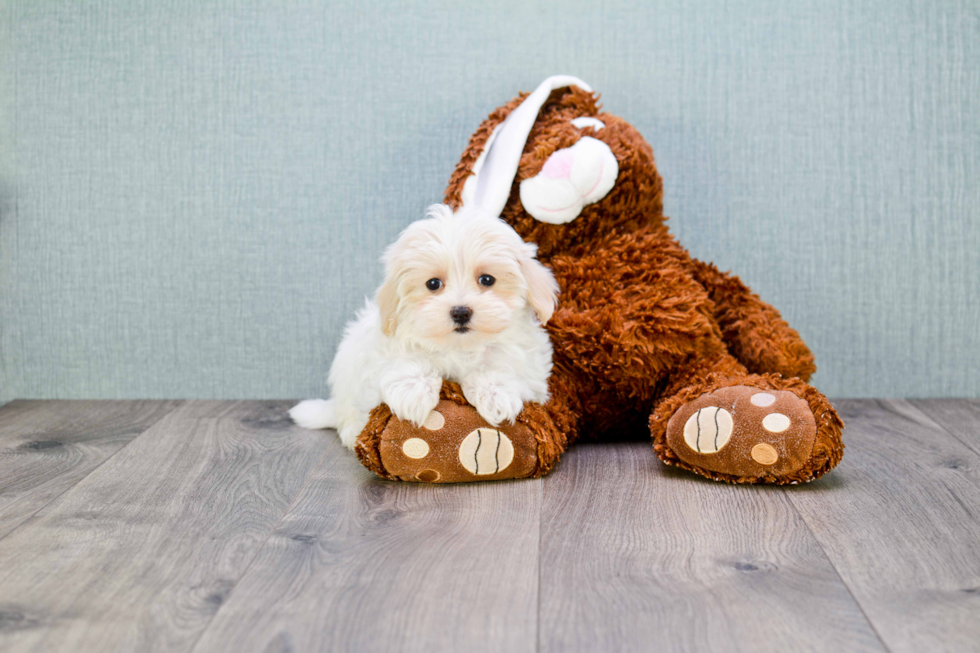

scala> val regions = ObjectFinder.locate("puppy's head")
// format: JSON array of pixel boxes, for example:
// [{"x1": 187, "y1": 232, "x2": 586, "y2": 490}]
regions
[{"x1": 376, "y1": 204, "x2": 558, "y2": 346}]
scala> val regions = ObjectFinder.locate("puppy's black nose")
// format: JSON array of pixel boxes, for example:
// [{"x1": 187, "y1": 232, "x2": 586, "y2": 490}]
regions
[{"x1": 450, "y1": 306, "x2": 473, "y2": 325}]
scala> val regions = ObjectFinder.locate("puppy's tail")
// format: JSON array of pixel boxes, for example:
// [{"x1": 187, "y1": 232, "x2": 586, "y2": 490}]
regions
[{"x1": 289, "y1": 399, "x2": 337, "y2": 430}]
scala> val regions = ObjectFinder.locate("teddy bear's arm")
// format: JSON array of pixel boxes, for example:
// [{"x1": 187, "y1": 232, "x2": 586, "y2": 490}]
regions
[{"x1": 688, "y1": 258, "x2": 816, "y2": 381}]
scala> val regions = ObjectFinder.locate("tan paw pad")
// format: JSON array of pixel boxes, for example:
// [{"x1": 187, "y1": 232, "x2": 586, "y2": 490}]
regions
[
  {"x1": 415, "y1": 469, "x2": 440, "y2": 482},
  {"x1": 762, "y1": 413, "x2": 791, "y2": 433},
  {"x1": 401, "y1": 438, "x2": 430, "y2": 459},
  {"x1": 422, "y1": 410, "x2": 445, "y2": 430},
  {"x1": 751, "y1": 443, "x2": 779, "y2": 465},
  {"x1": 682, "y1": 406, "x2": 733, "y2": 453},
  {"x1": 458, "y1": 428, "x2": 514, "y2": 475}
]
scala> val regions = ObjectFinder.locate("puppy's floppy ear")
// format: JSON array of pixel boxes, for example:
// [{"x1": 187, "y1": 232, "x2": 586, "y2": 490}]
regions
[
  {"x1": 376, "y1": 274, "x2": 400, "y2": 337},
  {"x1": 374, "y1": 256, "x2": 399, "y2": 338},
  {"x1": 519, "y1": 242, "x2": 559, "y2": 325}
]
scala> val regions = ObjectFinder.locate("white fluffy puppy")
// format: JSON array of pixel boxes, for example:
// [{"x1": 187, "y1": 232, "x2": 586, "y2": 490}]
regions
[{"x1": 290, "y1": 204, "x2": 559, "y2": 449}]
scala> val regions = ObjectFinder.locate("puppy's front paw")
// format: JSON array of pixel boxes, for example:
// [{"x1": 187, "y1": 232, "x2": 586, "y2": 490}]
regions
[
  {"x1": 463, "y1": 383, "x2": 524, "y2": 427},
  {"x1": 385, "y1": 376, "x2": 441, "y2": 427}
]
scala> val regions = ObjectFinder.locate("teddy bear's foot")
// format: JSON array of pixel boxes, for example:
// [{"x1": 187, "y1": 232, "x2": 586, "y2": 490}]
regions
[
  {"x1": 652, "y1": 379, "x2": 843, "y2": 484},
  {"x1": 356, "y1": 399, "x2": 542, "y2": 483}
]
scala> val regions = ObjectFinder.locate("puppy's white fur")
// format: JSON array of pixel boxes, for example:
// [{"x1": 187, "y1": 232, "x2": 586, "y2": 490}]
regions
[{"x1": 290, "y1": 204, "x2": 559, "y2": 449}]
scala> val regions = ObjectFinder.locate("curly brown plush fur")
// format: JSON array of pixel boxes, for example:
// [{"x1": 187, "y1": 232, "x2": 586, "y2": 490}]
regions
[{"x1": 356, "y1": 82, "x2": 843, "y2": 484}]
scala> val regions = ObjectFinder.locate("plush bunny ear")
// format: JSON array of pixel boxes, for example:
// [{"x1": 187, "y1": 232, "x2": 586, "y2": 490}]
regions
[{"x1": 462, "y1": 75, "x2": 592, "y2": 217}]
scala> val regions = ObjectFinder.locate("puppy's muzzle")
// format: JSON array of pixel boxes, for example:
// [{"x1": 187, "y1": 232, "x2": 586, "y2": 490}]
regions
[{"x1": 451, "y1": 306, "x2": 473, "y2": 331}]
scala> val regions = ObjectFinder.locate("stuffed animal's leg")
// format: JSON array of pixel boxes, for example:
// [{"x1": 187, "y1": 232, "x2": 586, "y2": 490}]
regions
[
  {"x1": 354, "y1": 375, "x2": 578, "y2": 483},
  {"x1": 649, "y1": 353, "x2": 844, "y2": 484},
  {"x1": 689, "y1": 258, "x2": 817, "y2": 381}
]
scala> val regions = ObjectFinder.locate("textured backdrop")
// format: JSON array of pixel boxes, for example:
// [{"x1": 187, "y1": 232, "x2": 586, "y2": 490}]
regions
[{"x1": 1, "y1": 0, "x2": 978, "y2": 402}]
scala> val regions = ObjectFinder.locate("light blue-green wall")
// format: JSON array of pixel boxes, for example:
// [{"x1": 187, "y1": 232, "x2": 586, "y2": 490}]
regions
[{"x1": 1, "y1": 0, "x2": 978, "y2": 402}]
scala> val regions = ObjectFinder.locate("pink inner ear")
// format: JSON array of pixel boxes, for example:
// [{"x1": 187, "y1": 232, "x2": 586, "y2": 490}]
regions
[{"x1": 541, "y1": 149, "x2": 574, "y2": 179}]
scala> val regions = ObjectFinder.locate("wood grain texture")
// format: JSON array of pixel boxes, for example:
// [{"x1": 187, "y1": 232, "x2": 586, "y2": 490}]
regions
[
  {"x1": 0, "y1": 401, "x2": 330, "y2": 653},
  {"x1": 192, "y1": 433, "x2": 541, "y2": 653},
  {"x1": 908, "y1": 399, "x2": 980, "y2": 456},
  {"x1": 538, "y1": 441, "x2": 885, "y2": 653},
  {"x1": 0, "y1": 400, "x2": 181, "y2": 540},
  {"x1": 1, "y1": 400, "x2": 979, "y2": 652},
  {"x1": 787, "y1": 399, "x2": 980, "y2": 653}
]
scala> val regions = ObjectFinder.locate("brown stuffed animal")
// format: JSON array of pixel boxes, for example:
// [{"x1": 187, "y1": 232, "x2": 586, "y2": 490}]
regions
[{"x1": 355, "y1": 76, "x2": 844, "y2": 485}]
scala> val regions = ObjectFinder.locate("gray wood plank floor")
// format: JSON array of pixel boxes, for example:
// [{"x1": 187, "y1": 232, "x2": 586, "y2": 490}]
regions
[
  {"x1": 0, "y1": 400, "x2": 181, "y2": 540},
  {"x1": 0, "y1": 399, "x2": 977, "y2": 653}
]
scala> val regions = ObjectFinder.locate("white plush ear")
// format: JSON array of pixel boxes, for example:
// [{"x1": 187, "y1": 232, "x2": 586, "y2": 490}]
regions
[
  {"x1": 463, "y1": 75, "x2": 592, "y2": 217},
  {"x1": 519, "y1": 243, "x2": 560, "y2": 325},
  {"x1": 460, "y1": 123, "x2": 501, "y2": 208}
]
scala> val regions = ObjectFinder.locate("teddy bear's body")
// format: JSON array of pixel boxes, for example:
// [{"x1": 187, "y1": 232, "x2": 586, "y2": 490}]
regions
[{"x1": 354, "y1": 77, "x2": 843, "y2": 485}]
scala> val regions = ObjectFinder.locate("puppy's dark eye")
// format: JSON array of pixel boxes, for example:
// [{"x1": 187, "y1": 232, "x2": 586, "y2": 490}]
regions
[
  {"x1": 478, "y1": 274, "x2": 495, "y2": 287},
  {"x1": 425, "y1": 278, "x2": 443, "y2": 291}
]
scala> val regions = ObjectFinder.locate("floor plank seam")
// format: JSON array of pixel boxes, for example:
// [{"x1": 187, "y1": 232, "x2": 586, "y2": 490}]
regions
[
  {"x1": 184, "y1": 439, "x2": 336, "y2": 653},
  {"x1": 780, "y1": 486, "x2": 893, "y2": 653},
  {"x1": 535, "y1": 478, "x2": 544, "y2": 653},
  {"x1": 0, "y1": 401, "x2": 185, "y2": 546},
  {"x1": 902, "y1": 400, "x2": 980, "y2": 457}
]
